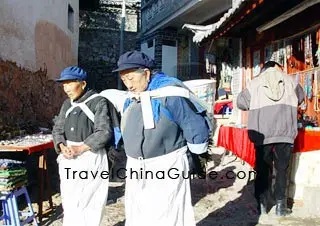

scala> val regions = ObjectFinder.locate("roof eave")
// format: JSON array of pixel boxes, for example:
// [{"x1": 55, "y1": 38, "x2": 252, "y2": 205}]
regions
[{"x1": 183, "y1": 0, "x2": 264, "y2": 44}]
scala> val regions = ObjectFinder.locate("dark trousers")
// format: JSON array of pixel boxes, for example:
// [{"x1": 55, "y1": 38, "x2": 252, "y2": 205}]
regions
[{"x1": 254, "y1": 143, "x2": 292, "y2": 201}]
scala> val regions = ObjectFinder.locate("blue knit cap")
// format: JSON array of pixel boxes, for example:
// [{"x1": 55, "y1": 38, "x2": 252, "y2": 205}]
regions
[
  {"x1": 56, "y1": 66, "x2": 88, "y2": 82},
  {"x1": 112, "y1": 50, "x2": 155, "y2": 72}
]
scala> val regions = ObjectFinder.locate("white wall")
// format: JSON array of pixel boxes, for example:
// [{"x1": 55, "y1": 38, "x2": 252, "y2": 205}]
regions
[
  {"x1": 162, "y1": 44, "x2": 177, "y2": 77},
  {"x1": 141, "y1": 40, "x2": 155, "y2": 60},
  {"x1": 0, "y1": 0, "x2": 79, "y2": 79},
  {"x1": 289, "y1": 151, "x2": 320, "y2": 200}
]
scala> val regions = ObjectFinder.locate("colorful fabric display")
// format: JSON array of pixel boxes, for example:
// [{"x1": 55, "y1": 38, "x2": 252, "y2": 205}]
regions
[
  {"x1": 0, "y1": 168, "x2": 27, "y2": 178},
  {"x1": 304, "y1": 72, "x2": 313, "y2": 100},
  {"x1": 0, "y1": 175, "x2": 27, "y2": 186},
  {"x1": 0, "y1": 159, "x2": 25, "y2": 170},
  {"x1": 307, "y1": 72, "x2": 313, "y2": 100},
  {"x1": 0, "y1": 159, "x2": 27, "y2": 191},
  {"x1": 0, "y1": 180, "x2": 27, "y2": 191}
]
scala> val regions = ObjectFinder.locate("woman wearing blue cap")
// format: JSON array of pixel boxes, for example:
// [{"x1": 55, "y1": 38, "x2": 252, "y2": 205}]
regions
[
  {"x1": 52, "y1": 66, "x2": 113, "y2": 226},
  {"x1": 113, "y1": 51, "x2": 212, "y2": 226}
]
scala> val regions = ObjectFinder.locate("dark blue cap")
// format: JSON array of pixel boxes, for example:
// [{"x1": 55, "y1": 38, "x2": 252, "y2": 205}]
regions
[
  {"x1": 112, "y1": 50, "x2": 155, "y2": 72},
  {"x1": 56, "y1": 66, "x2": 88, "y2": 82}
]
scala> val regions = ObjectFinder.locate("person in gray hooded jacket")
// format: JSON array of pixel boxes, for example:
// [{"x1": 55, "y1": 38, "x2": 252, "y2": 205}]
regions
[{"x1": 237, "y1": 61, "x2": 304, "y2": 216}]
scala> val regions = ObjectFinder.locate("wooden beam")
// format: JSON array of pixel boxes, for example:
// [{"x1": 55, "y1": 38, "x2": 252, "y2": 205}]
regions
[{"x1": 256, "y1": 0, "x2": 320, "y2": 33}]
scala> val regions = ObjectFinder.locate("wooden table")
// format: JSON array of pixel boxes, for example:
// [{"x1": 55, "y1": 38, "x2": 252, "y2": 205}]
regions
[{"x1": 0, "y1": 140, "x2": 54, "y2": 223}]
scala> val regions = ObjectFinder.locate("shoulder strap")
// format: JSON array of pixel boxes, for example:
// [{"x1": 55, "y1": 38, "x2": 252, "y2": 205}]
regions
[
  {"x1": 139, "y1": 86, "x2": 191, "y2": 129},
  {"x1": 65, "y1": 94, "x2": 101, "y2": 122},
  {"x1": 149, "y1": 86, "x2": 190, "y2": 99},
  {"x1": 141, "y1": 86, "x2": 213, "y2": 131},
  {"x1": 99, "y1": 89, "x2": 129, "y2": 115}
]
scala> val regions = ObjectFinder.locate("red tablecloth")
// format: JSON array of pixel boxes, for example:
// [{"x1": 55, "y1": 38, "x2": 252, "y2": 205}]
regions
[
  {"x1": 214, "y1": 100, "x2": 233, "y2": 114},
  {"x1": 217, "y1": 126, "x2": 320, "y2": 168},
  {"x1": 293, "y1": 130, "x2": 320, "y2": 154},
  {"x1": 217, "y1": 126, "x2": 256, "y2": 167}
]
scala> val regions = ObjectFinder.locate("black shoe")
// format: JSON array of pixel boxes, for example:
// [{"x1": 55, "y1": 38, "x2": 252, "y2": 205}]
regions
[
  {"x1": 275, "y1": 199, "x2": 292, "y2": 216},
  {"x1": 257, "y1": 195, "x2": 267, "y2": 215},
  {"x1": 260, "y1": 203, "x2": 267, "y2": 215}
]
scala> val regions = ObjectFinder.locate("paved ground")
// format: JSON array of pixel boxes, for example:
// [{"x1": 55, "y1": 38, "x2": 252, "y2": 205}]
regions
[
  {"x1": 22, "y1": 117, "x2": 320, "y2": 225},
  {"x1": 28, "y1": 147, "x2": 320, "y2": 226}
]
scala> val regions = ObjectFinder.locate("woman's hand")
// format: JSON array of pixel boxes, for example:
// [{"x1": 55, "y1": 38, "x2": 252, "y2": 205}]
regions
[
  {"x1": 70, "y1": 144, "x2": 91, "y2": 157},
  {"x1": 59, "y1": 143, "x2": 73, "y2": 159}
]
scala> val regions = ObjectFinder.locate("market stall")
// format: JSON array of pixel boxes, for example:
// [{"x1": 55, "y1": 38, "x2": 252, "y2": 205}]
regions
[
  {"x1": 0, "y1": 135, "x2": 54, "y2": 223},
  {"x1": 216, "y1": 125, "x2": 320, "y2": 206},
  {"x1": 217, "y1": 125, "x2": 320, "y2": 168},
  {"x1": 214, "y1": 99, "x2": 233, "y2": 115}
]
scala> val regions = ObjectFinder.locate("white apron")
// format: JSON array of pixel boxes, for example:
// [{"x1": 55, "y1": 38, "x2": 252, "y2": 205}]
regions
[
  {"x1": 57, "y1": 141, "x2": 109, "y2": 226},
  {"x1": 125, "y1": 146, "x2": 195, "y2": 226}
]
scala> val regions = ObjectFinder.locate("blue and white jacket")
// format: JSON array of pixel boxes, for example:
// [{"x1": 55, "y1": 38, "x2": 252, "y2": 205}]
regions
[{"x1": 121, "y1": 72, "x2": 212, "y2": 159}]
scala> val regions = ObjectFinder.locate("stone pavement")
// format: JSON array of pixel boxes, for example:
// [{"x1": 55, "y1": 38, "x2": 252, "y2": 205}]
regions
[
  {"x1": 192, "y1": 147, "x2": 320, "y2": 226},
  {"x1": 33, "y1": 147, "x2": 320, "y2": 226}
]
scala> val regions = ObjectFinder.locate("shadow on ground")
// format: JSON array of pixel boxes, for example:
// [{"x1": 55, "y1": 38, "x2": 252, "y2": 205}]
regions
[
  {"x1": 113, "y1": 221, "x2": 125, "y2": 226},
  {"x1": 191, "y1": 152, "x2": 236, "y2": 206},
  {"x1": 107, "y1": 183, "x2": 125, "y2": 204},
  {"x1": 38, "y1": 204, "x2": 63, "y2": 226},
  {"x1": 191, "y1": 165, "x2": 237, "y2": 206},
  {"x1": 197, "y1": 181, "x2": 260, "y2": 226}
]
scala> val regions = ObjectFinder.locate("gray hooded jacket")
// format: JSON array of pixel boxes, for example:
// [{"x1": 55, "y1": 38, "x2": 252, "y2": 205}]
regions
[{"x1": 237, "y1": 68, "x2": 304, "y2": 145}]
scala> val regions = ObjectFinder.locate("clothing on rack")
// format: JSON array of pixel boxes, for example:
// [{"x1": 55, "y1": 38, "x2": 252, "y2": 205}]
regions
[{"x1": 304, "y1": 72, "x2": 313, "y2": 100}]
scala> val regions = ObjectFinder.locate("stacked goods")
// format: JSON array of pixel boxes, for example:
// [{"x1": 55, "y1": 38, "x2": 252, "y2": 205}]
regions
[
  {"x1": 0, "y1": 159, "x2": 27, "y2": 191},
  {"x1": 0, "y1": 133, "x2": 52, "y2": 146}
]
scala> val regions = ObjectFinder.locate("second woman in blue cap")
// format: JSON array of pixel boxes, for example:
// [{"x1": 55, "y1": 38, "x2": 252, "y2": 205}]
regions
[{"x1": 52, "y1": 66, "x2": 114, "y2": 226}]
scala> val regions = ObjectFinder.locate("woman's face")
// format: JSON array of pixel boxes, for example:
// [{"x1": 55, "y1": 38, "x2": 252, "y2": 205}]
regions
[
  {"x1": 62, "y1": 80, "x2": 86, "y2": 101},
  {"x1": 120, "y1": 68, "x2": 150, "y2": 94}
]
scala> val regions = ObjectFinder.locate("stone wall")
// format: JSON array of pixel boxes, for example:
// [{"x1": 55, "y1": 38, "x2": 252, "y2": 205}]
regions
[
  {"x1": 0, "y1": 60, "x2": 64, "y2": 137},
  {"x1": 78, "y1": 9, "x2": 139, "y2": 91}
]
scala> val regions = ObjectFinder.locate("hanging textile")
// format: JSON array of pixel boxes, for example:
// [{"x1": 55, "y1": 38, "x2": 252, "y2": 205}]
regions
[
  {"x1": 305, "y1": 34, "x2": 313, "y2": 68},
  {"x1": 314, "y1": 70, "x2": 320, "y2": 112},
  {"x1": 304, "y1": 72, "x2": 313, "y2": 100},
  {"x1": 315, "y1": 29, "x2": 320, "y2": 67}
]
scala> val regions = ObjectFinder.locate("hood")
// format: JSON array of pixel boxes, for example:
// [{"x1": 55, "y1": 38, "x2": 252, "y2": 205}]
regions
[{"x1": 260, "y1": 68, "x2": 285, "y2": 101}]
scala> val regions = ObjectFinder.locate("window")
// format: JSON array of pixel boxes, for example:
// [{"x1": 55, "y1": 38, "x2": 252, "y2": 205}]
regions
[
  {"x1": 68, "y1": 4, "x2": 74, "y2": 32},
  {"x1": 147, "y1": 40, "x2": 153, "y2": 48}
]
